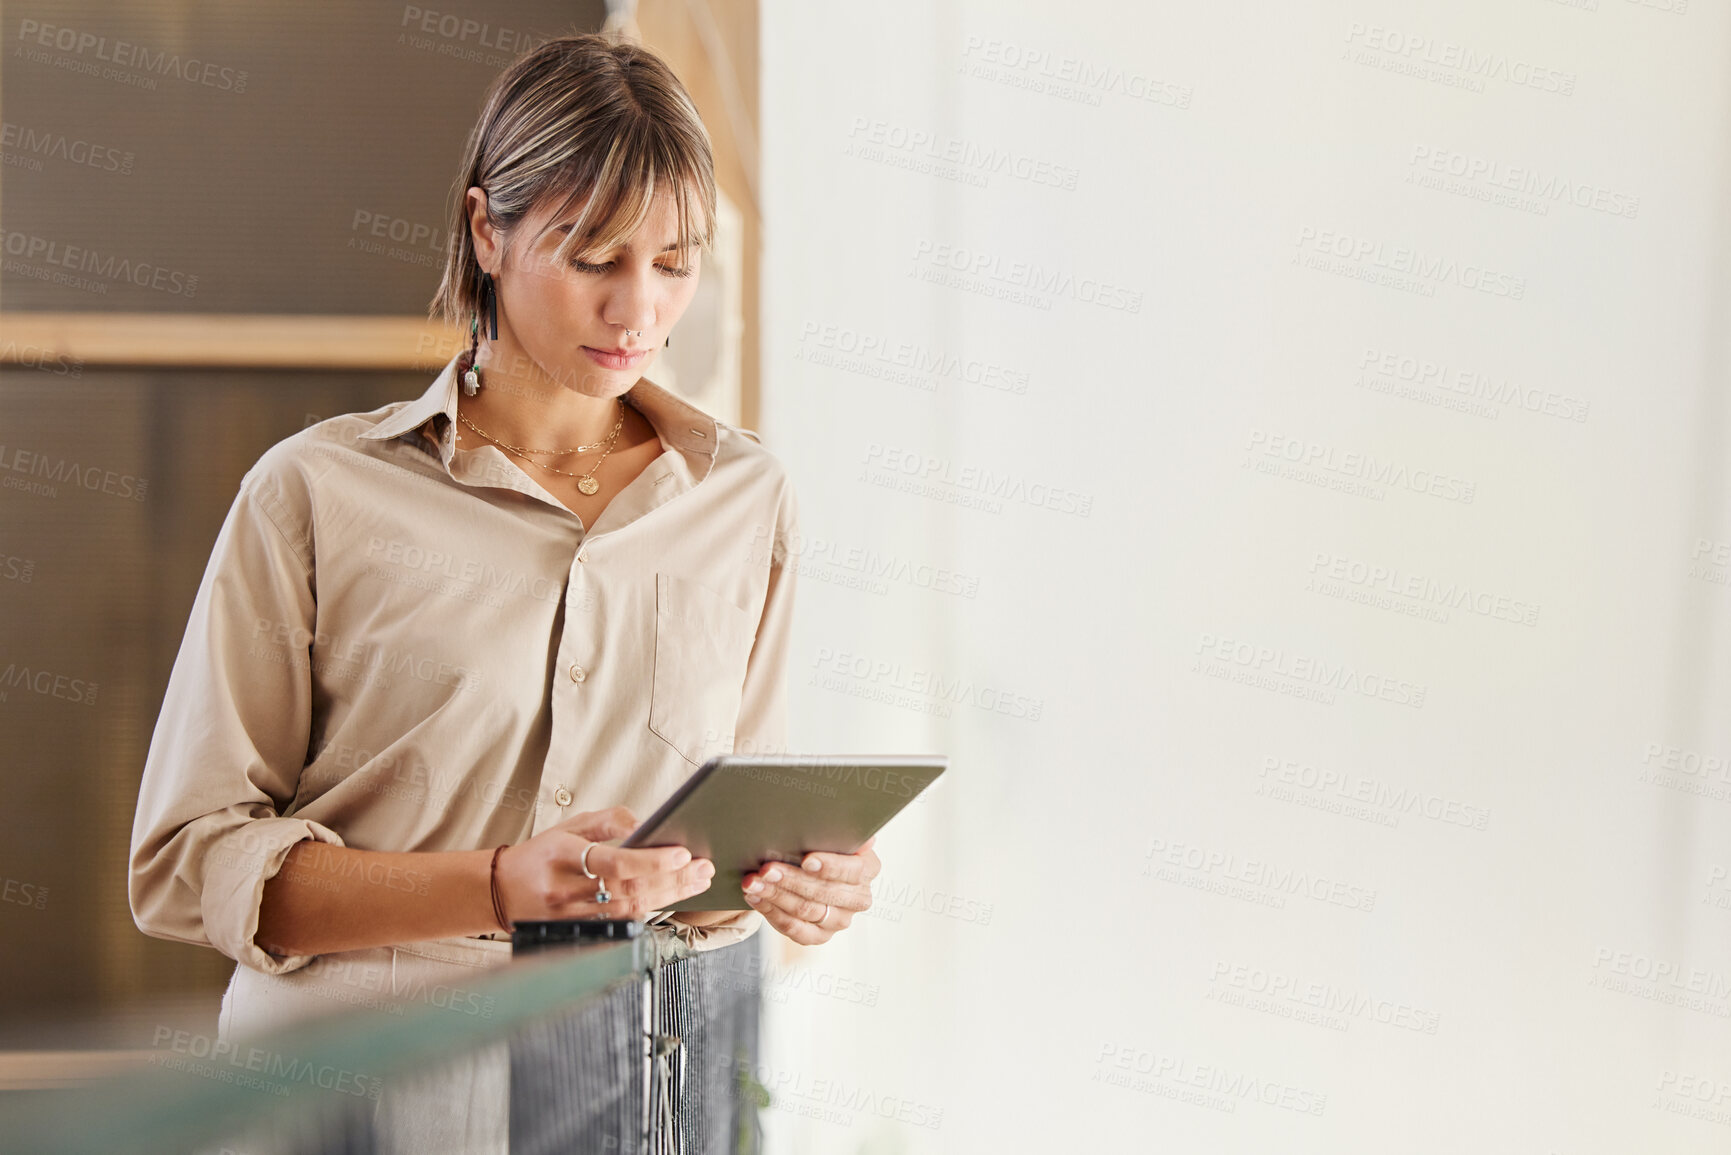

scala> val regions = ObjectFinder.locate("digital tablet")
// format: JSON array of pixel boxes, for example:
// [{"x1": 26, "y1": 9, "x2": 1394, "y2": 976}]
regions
[{"x1": 619, "y1": 753, "x2": 948, "y2": 911}]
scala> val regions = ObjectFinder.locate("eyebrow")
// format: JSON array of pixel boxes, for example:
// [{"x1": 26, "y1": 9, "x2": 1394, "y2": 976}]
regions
[{"x1": 552, "y1": 223, "x2": 681, "y2": 253}]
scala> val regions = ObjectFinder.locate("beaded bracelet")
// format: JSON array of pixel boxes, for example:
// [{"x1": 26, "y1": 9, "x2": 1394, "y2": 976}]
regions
[{"x1": 489, "y1": 844, "x2": 512, "y2": 932}]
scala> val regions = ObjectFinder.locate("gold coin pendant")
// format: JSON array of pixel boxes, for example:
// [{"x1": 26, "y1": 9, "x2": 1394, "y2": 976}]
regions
[{"x1": 577, "y1": 477, "x2": 600, "y2": 496}]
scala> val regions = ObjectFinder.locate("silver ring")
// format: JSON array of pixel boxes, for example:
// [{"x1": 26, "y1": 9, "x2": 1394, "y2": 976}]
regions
[
  {"x1": 818, "y1": 903, "x2": 831, "y2": 926},
  {"x1": 580, "y1": 843, "x2": 611, "y2": 903}
]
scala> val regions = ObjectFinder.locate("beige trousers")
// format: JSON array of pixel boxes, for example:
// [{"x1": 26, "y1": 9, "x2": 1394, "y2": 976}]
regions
[{"x1": 216, "y1": 935, "x2": 515, "y2": 1155}]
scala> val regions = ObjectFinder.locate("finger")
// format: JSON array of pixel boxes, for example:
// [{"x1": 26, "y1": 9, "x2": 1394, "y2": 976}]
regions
[
  {"x1": 577, "y1": 842, "x2": 692, "y2": 882},
  {"x1": 756, "y1": 878, "x2": 868, "y2": 924},
  {"x1": 595, "y1": 859, "x2": 715, "y2": 918},
  {"x1": 792, "y1": 847, "x2": 874, "y2": 886},
  {"x1": 565, "y1": 858, "x2": 712, "y2": 919},
  {"x1": 738, "y1": 857, "x2": 801, "y2": 895},
  {"x1": 749, "y1": 896, "x2": 829, "y2": 946},
  {"x1": 745, "y1": 872, "x2": 832, "y2": 925},
  {"x1": 749, "y1": 864, "x2": 870, "y2": 913}
]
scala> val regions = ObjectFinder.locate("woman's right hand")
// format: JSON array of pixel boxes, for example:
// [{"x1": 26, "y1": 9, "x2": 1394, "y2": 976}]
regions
[{"x1": 493, "y1": 805, "x2": 712, "y2": 922}]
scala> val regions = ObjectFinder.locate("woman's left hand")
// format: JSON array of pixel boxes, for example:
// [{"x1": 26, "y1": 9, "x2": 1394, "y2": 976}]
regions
[{"x1": 743, "y1": 837, "x2": 879, "y2": 945}]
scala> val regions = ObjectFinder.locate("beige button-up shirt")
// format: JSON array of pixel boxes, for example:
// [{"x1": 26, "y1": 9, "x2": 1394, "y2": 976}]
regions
[{"x1": 128, "y1": 352, "x2": 798, "y2": 977}]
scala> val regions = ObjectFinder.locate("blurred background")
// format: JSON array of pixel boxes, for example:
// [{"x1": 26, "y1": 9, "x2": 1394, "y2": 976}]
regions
[{"x1": 4, "y1": 0, "x2": 1730, "y2": 1151}]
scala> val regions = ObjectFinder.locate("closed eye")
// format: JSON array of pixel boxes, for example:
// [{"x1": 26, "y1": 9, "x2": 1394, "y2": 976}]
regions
[{"x1": 569, "y1": 258, "x2": 694, "y2": 279}]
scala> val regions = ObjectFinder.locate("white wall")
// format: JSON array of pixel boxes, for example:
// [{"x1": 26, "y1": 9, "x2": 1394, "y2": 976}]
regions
[{"x1": 756, "y1": 1, "x2": 1731, "y2": 1150}]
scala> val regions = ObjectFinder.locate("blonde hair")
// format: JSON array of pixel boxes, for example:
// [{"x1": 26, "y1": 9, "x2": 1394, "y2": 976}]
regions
[{"x1": 430, "y1": 32, "x2": 716, "y2": 326}]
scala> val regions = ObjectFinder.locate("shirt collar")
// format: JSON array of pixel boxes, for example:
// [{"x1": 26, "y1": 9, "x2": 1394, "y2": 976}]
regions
[{"x1": 359, "y1": 352, "x2": 721, "y2": 476}]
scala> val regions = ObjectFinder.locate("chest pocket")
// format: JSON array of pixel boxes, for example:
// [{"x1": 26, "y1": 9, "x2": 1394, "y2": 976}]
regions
[{"x1": 648, "y1": 572, "x2": 758, "y2": 767}]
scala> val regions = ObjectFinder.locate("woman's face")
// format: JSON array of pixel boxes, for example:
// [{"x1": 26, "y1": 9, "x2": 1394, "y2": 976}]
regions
[{"x1": 467, "y1": 186, "x2": 702, "y2": 398}]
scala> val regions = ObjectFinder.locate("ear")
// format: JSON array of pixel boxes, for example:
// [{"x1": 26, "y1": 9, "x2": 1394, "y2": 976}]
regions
[{"x1": 465, "y1": 187, "x2": 499, "y2": 274}]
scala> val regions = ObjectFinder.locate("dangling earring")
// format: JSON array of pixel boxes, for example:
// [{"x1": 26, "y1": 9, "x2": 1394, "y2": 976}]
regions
[
  {"x1": 462, "y1": 314, "x2": 482, "y2": 396},
  {"x1": 462, "y1": 272, "x2": 497, "y2": 397}
]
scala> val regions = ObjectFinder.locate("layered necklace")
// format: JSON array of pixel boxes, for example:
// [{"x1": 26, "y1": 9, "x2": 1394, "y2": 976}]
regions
[{"x1": 456, "y1": 397, "x2": 628, "y2": 496}]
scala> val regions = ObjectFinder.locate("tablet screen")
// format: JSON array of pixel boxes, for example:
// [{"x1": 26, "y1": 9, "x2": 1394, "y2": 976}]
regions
[{"x1": 620, "y1": 754, "x2": 947, "y2": 910}]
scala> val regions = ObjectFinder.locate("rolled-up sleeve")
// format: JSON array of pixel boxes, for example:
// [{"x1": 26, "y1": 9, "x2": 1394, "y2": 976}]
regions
[
  {"x1": 128, "y1": 460, "x2": 343, "y2": 976},
  {"x1": 655, "y1": 476, "x2": 802, "y2": 952}
]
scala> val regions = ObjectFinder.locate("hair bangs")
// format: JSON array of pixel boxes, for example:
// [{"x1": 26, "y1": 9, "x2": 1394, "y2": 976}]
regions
[{"x1": 539, "y1": 127, "x2": 712, "y2": 268}]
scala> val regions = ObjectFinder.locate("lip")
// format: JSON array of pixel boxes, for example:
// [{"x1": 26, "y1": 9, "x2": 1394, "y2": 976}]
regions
[{"x1": 581, "y1": 345, "x2": 650, "y2": 370}]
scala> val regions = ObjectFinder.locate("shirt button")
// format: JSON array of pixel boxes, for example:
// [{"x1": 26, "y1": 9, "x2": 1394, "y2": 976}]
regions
[
  {"x1": 553, "y1": 787, "x2": 573, "y2": 808},
  {"x1": 569, "y1": 663, "x2": 586, "y2": 683}
]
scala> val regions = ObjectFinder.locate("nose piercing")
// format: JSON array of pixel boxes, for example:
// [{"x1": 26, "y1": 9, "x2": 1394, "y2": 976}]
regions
[{"x1": 625, "y1": 329, "x2": 643, "y2": 338}]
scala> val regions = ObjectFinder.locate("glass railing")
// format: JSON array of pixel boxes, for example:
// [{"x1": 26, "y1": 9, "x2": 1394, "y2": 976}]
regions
[{"x1": 0, "y1": 927, "x2": 768, "y2": 1155}]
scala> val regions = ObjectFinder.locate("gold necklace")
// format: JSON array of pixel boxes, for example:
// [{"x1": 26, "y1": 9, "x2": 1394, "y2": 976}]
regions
[
  {"x1": 456, "y1": 398, "x2": 624, "y2": 455},
  {"x1": 458, "y1": 399, "x2": 628, "y2": 496}
]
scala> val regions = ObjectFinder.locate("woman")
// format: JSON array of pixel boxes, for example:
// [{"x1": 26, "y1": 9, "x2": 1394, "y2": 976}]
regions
[{"x1": 127, "y1": 31, "x2": 878, "y2": 1145}]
